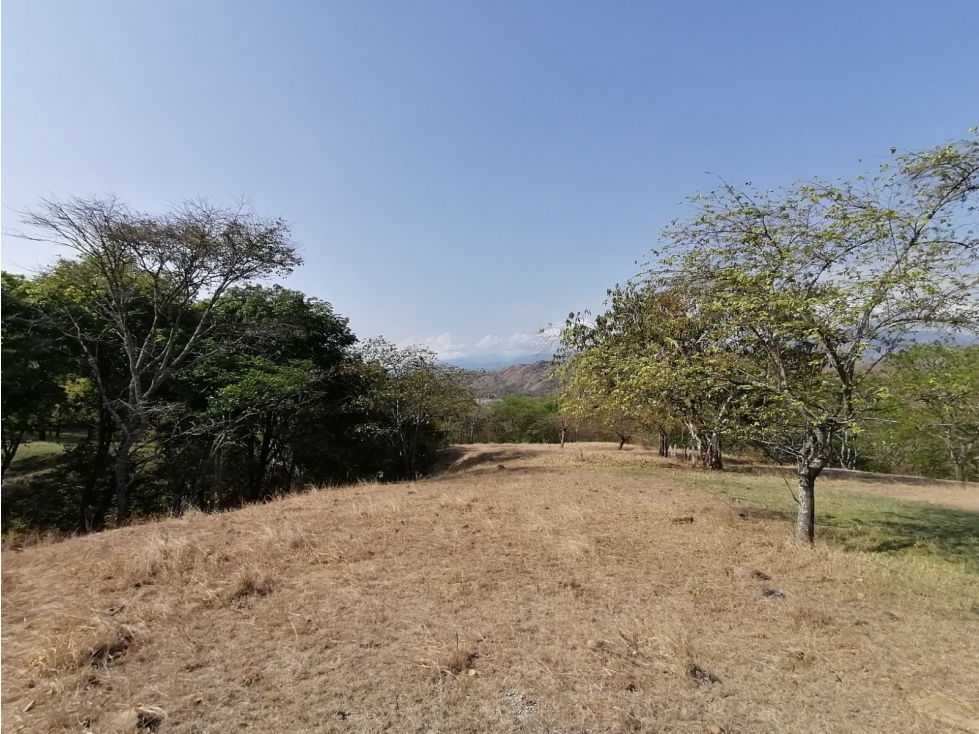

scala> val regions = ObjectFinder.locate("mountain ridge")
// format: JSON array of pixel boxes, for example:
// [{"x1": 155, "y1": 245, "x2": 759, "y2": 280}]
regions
[{"x1": 464, "y1": 360, "x2": 560, "y2": 398}]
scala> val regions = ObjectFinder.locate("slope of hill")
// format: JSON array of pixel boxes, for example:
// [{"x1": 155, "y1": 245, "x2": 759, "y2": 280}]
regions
[
  {"x1": 465, "y1": 360, "x2": 560, "y2": 398},
  {"x1": 3, "y1": 444, "x2": 978, "y2": 733}
]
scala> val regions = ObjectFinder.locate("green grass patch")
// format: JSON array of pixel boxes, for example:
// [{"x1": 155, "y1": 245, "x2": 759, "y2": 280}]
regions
[
  {"x1": 5, "y1": 440, "x2": 68, "y2": 479},
  {"x1": 684, "y1": 471, "x2": 979, "y2": 575},
  {"x1": 5, "y1": 431, "x2": 88, "y2": 480}
]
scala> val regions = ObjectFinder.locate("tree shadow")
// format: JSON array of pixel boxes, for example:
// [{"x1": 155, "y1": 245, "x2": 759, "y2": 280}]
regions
[
  {"x1": 821, "y1": 503, "x2": 979, "y2": 570},
  {"x1": 5, "y1": 452, "x2": 64, "y2": 477},
  {"x1": 1, "y1": 471, "x2": 81, "y2": 534},
  {"x1": 435, "y1": 446, "x2": 549, "y2": 473}
]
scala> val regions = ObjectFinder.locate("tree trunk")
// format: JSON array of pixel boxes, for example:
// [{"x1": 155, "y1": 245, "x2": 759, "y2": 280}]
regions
[
  {"x1": 705, "y1": 431, "x2": 723, "y2": 470},
  {"x1": 287, "y1": 451, "x2": 297, "y2": 492},
  {"x1": 658, "y1": 431, "x2": 668, "y2": 458},
  {"x1": 78, "y1": 407, "x2": 114, "y2": 532},
  {"x1": 618, "y1": 434, "x2": 628, "y2": 450},
  {"x1": 408, "y1": 418, "x2": 420, "y2": 479},
  {"x1": 252, "y1": 413, "x2": 276, "y2": 501},
  {"x1": 954, "y1": 459, "x2": 966, "y2": 483},
  {"x1": 1, "y1": 430, "x2": 26, "y2": 477},
  {"x1": 113, "y1": 423, "x2": 141, "y2": 526},
  {"x1": 114, "y1": 439, "x2": 133, "y2": 526},
  {"x1": 560, "y1": 425, "x2": 566, "y2": 448},
  {"x1": 796, "y1": 467, "x2": 817, "y2": 544},
  {"x1": 839, "y1": 429, "x2": 856, "y2": 469},
  {"x1": 690, "y1": 428, "x2": 724, "y2": 470}
]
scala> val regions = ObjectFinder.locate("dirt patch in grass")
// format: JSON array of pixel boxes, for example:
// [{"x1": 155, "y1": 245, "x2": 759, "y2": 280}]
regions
[{"x1": 2, "y1": 443, "x2": 978, "y2": 733}]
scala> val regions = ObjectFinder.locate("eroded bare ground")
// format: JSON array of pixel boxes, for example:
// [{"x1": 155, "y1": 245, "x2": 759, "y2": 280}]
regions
[{"x1": 3, "y1": 443, "x2": 979, "y2": 733}]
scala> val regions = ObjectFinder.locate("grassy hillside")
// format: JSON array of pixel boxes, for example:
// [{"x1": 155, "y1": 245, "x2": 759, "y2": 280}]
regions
[{"x1": 3, "y1": 444, "x2": 978, "y2": 733}]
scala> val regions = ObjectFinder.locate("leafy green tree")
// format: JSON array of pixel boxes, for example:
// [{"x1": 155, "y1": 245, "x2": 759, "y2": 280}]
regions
[
  {"x1": 1, "y1": 273, "x2": 70, "y2": 475},
  {"x1": 480, "y1": 396, "x2": 561, "y2": 443},
  {"x1": 158, "y1": 285, "x2": 361, "y2": 508},
  {"x1": 560, "y1": 286, "x2": 745, "y2": 468},
  {"x1": 657, "y1": 133, "x2": 979, "y2": 542},
  {"x1": 359, "y1": 339, "x2": 475, "y2": 478},
  {"x1": 881, "y1": 343, "x2": 979, "y2": 481},
  {"x1": 19, "y1": 197, "x2": 301, "y2": 524}
]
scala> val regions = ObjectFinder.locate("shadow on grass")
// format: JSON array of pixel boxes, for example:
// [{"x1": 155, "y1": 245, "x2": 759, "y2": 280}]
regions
[
  {"x1": 820, "y1": 503, "x2": 979, "y2": 571},
  {"x1": 6, "y1": 452, "x2": 65, "y2": 476},
  {"x1": 678, "y1": 471, "x2": 979, "y2": 573},
  {"x1": 436, "y1": 445, "x2": 549, "y2": 473},
  {"x1": 1, "y1": 471, "x2": 81, "y2": 534}
]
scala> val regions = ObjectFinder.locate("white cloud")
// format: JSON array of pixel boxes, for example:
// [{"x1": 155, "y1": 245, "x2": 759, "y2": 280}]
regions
[
  {"x1": 508, "y1": 332, "x2": 538, "y2": 349},
  {"x1": 404, "y1": 331, "x2": 469, "y2": 359},
  {"x1": 475, "y1": 334, "x2": 502, "y2": 350},
  {"x1": 405, "y1": 324, "x2": 561, "y2": 363}
]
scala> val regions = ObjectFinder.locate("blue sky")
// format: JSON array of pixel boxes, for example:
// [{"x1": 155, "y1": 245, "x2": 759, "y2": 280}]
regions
[{"x1": 3, "y1": 1, "x2": 977, "y2": 366}]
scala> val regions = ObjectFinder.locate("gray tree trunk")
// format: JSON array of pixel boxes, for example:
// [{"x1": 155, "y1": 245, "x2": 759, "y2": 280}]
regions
[
  {"x1": 954, "y1": 459, "x2": 966, "y2": 483},
  {"x1": 706, "y1": 431, "x2": 723, "y2": 470},
  {"x1": 691, "y1": 429, "x2": 723, "y2": 470},
  {"x1": 113, "y1": 438, "x2": 134, "y2": 525},
  {"x1": 113, "y1": 421, "x2": 142, "y2": 526},
  {"x1": 796, "y1": 468, "x2": 817, "y2": 544}
]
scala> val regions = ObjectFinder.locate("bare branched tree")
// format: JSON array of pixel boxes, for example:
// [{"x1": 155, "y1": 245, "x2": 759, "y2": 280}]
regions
[{"x1": 17, "y1": 196, "x2": 302, "y2": 524}]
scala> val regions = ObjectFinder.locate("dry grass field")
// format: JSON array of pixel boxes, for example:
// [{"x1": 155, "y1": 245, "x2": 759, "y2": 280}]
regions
[{"x1": 3, "y1": 443, "x2": 979, "y2": 733}]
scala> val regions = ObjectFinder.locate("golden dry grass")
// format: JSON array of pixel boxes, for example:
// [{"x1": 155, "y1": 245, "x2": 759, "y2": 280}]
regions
[{"x1": 3, "y1": 443, "x2": 979, "y2": 733}]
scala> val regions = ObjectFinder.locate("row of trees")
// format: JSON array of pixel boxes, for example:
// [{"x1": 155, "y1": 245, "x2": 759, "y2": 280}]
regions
[
  {"x1": 1, "y1": 198, "x2": 473, "y2": 533},
  {"x1": 560, "y1": 132, "x2": 979, "y2": 542},
  {"x1": 450, "y1": 395, "x2": 650, "y2": 446},
  {"x1": 861, "y1": 343, "x2": 979, "y2": 482}
]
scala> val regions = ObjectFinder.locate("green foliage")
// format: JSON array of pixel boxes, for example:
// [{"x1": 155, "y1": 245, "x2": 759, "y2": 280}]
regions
[
  {"x1": 358, "y1": 339, "x2": 476, "y2": 478},
  {"x1": 861, "y1": 343, "x2": 979, "y2": 481},
  {"x1": 661, "y1": 134, "x2": 979, "y2": 541},
  {"x1": 1, "y1": 273, "x2": 71, "y2": 475},
  {"x1": 559, "y1": 287, "x2": 746, "y2": 466},
  {"x1": 21, "y1": 196, "x2": 303, "y2": 524},
  {"x1": 562, "y1": 131, "x2": 979, "y2": 542},
  {"x1": 478, "y1": 396, "x2": 562, "y2": 443},
  {"x1": 4, "y1": 196, "x2": 480, "y2": 533}
]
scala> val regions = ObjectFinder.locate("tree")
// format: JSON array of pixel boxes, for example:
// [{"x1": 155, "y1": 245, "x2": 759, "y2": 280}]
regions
[
  {"x1": 1, "y1": 273, "x2": 71, "y2": 475},
  {"x1": 359, "y1": 339, "x2": 475, "y2": 478},
  {"x1": 480, "y1": 396, "x2": 562, "y2": 444},
  {"x1": 884, "y1": 343, "x2": 979, "y2": 482},
  {"x1": 657, "y1": 133, "x2": 979, "y2": 542},
  {"x1": 164, "y1": 285, "x2": 360, "y2": 506},
  {"x1": 559, "y1": 286, "x2": 744, "y2": 469},
  {"x1": 18, "y1": 197, "x2": 301, "y2": 524}
]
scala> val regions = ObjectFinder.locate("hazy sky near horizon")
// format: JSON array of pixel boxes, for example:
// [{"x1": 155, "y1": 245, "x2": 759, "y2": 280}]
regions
[{"x1": 3, "y1": 1, "x2": 977, "y2": 363}]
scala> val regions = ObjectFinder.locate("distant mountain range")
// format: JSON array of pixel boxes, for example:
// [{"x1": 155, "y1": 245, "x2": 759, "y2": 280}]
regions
[
  {"x1": 447, "y1": 352, "x2": 555, "y2": 371},
  {"x1": 462, "y1": 360, "x2": 561, "y2": 398}
]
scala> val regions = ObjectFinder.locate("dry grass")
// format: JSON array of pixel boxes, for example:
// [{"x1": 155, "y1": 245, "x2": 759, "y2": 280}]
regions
[{"x1": 3, "y1": 443, "x2": 979, "y2": 733}]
